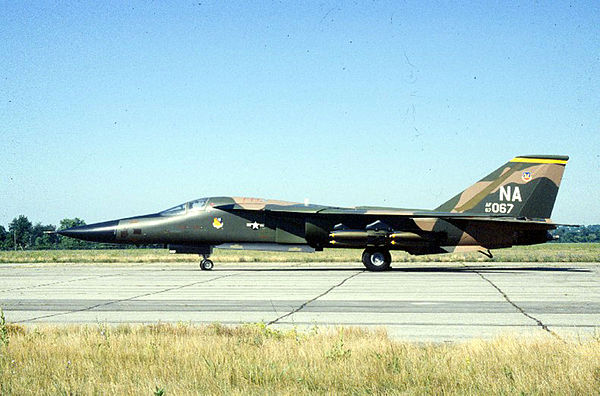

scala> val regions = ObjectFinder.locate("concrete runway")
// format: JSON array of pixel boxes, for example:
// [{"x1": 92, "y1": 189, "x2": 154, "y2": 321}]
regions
[{"x1": 1, "y1": 262, "x2": 598, "y2": 342}]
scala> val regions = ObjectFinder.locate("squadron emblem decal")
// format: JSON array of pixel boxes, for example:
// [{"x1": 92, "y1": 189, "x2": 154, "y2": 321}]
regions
[
  {"x1": 522, "y1": 171, "x2": 532, "y2": 182},
  {"x1": 212, "y1": 217, "x2": 224, "y2": 229},
  {"x1": 246, "y1": 221, "x2": 265, "y2": 230}
]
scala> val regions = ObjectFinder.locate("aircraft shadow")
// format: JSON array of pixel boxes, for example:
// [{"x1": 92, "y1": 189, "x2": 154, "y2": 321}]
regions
[
  {"x1": 390, "y1": 266, "x2": 591, "y2": 273},
  {"x1": 201, "y1": 265, "x2": 592, "y2": 274}
]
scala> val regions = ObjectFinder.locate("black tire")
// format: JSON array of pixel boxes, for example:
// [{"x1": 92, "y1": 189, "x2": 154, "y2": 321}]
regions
[
  {"x1": 362, "y1": 249, "x2": 391, "y2": 272},
  {"x1": 200, "y1": 259, "x2": 214, "y2": 271}
]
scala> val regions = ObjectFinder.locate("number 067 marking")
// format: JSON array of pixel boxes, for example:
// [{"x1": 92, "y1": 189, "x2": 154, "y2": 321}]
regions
[{"x1": 484, "y1": 202, "x2": 514, "y2": 214}]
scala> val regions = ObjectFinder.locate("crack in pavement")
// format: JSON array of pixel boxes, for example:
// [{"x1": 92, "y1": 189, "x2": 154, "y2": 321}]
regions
[
  {"x1": 0, "y1": 265, "x2": 187, "y2": 294},
  {"x1": 18, "y1": 273, "x2": 237, "y2": 323},
  {"x1": 267, "y1": 270, "x2": 364, "y2": 325},
  {"x1": 465, "y1": 264, "x2": 564, "y2": 341},
  {"x1": 0, "y1": 273, "x2": 127, "y2": 294}
]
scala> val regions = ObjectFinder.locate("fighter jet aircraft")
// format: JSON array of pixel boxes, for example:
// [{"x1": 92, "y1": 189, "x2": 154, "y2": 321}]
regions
[{"x1": 58, "y1": 155, "x2": 570, "y2": 271}]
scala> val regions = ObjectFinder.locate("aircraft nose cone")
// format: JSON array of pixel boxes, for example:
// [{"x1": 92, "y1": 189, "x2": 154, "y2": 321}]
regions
[{"x1": 57, "y1": 220, "x2": 119, "y2": 243}]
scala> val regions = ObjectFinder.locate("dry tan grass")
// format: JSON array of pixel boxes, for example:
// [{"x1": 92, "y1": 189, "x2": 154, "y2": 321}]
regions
[
  {"x1": 1, "y1": 323, "x2": 599, "y2": 394},
  {"x1": 1, "y1": 243, "x2": 599, "y2": 264}
]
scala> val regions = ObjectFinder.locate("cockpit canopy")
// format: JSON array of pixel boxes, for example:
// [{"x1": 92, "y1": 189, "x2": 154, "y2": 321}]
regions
[{"x1": 159, "y1": 198, "x2": 209, "y2": 216}]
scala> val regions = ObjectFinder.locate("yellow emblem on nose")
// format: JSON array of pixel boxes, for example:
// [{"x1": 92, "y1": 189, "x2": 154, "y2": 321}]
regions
[{"x1": 212, "y1": 217, "x2": 223, "y2": 229}]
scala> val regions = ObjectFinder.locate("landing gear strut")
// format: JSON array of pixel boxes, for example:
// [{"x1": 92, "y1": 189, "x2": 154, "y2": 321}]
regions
[
  {"x1": 362, "y1": 248, "x2": 392, "y2": 272},
  {"x1": 168, "y1": 245, "x2": 214, "y2": 271},
  {"x1": 200, "y1": 254, "x2": 214, "y2": 271}
]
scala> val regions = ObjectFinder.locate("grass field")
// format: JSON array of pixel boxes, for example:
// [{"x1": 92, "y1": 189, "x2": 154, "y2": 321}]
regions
[
  {"x1": 0, "y1": 243, "x2": 599, "y2": 264},
  {"x1": 0, "y1": 322, "x2": 598, "y2": 395}
]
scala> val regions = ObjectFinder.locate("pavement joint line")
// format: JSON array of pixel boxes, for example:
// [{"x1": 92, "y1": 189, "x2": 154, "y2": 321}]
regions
[
  {"x1": 463, "y1": 263, "x2": 565, "y2": 342},
  {"x1": 16, "y1": 273, "x2": 238, "y2": 324},
  {"x1": 267, "y1": 270, "x2": 364, "y2": 326},
  {"x1": 268, "y1": 299, "x2": 279, "y2": 317},
  {"x1": 0, "y1": 273, "x2": 127, "y2": 294}
]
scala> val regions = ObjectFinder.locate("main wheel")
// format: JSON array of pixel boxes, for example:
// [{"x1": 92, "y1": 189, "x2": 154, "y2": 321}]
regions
[
  {"x1": 362, "y1": 249, "x2": 392, "y2": 272},
  {"x1": 200, "y1": 259, "x2": 214, "y2": 271}
]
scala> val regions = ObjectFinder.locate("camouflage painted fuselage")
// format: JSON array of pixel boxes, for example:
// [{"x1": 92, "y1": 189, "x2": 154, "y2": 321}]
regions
[{"x1": 59, "y1": 155, "x2": 569, "y2": 257}]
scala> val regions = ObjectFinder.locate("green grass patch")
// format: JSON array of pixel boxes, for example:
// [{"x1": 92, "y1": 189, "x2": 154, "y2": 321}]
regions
[{"x1": 0, "y1": 243, "x2": 599, "y2": 264}]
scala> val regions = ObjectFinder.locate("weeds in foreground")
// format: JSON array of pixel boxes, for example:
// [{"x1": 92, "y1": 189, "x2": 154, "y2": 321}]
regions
[
  {"x1": 0, "y1": 309, "x2": 8, "y2": 347},
  {"x1": 326, "y1": 332, "x2": 352, "y2": 360},
  {"x1": 0, "y1": 323, "x2": 599, "y2": 394}
]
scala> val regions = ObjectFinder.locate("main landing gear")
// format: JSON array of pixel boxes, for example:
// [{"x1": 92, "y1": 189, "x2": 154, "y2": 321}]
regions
[
  {"x1": 200, "y1": 254, "x2": 214, "y2": 271},
  {"x1": 362, "y1": 248, "x2": 392, "y2": 272}
]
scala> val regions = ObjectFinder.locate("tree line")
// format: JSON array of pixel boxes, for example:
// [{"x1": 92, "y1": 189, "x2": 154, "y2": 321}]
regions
[
  {"x1": 0, "y1": 215, "x2": 132, "y2": 250},
  {"x1": 550, "y1": 225, "x2": 600, "y2": 243},
  {"x1": 0, "y1": 215, "x2": 598, "y2": 251}
]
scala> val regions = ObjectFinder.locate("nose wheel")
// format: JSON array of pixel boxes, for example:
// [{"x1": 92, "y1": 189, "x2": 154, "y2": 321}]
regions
[
  {"x1": 200, "y1": 255, "x2": 214, "y2": 271},
  {"x1": 362, "y1": 248, "x2": 392, "y2": 272}
]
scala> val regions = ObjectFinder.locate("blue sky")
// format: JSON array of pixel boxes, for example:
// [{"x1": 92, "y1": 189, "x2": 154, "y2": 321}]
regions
[{"x1": 1, "y1": 1, "x2": 598, "y2": 226}]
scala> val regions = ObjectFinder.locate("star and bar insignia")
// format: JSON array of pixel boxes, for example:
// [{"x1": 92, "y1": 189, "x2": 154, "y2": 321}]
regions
[{"x1": 246, "y1": 221, "x2": 265, "y2": 230}]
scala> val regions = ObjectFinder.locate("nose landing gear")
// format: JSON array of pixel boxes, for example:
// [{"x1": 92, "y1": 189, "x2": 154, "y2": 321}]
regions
[
  {"x1": 168, "y1": 245, "x2": 215, "y2": 271},
  {"x1": 362, "y1": 248, "x2": 392, "y2": 272}
]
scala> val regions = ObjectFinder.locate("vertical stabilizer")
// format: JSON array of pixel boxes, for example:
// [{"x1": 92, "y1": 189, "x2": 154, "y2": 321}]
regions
[{"x1": 435, "y1": 155, "x2": 568, "y2": 219}]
